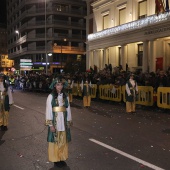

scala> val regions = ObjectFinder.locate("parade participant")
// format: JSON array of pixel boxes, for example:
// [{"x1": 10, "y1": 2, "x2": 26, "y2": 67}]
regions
[
  {"x1": 0, "y1": 74, "x2": 14, "y2": 131},
  {"x1": 81, "y1": 80, "x2": 91, "y2": 108},
  {"x1": 45, "y1": 77, "x2": 72, "y2": 168},
  {"x1": 9, "y1": 75, "x2": 15, "y2": 93},
  {"x1": 125, "y1": 73, "x2": 138, "y2": 113},
  {"x1": 67, "y1": 78, "x2": 73, "y2": 103}
]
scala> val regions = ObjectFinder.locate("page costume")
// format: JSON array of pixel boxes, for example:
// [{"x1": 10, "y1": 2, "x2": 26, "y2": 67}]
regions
[
  {"x1": 125, "y1": 76, "x2": 138, "y2": 113},
  {"x1": 81, "y1": 81, "x2": 91, "y2": 107},
  {"x1": 0, "y1": 79, "x2": 14, "y2": 131},
  {"x1": 45, "y1": 80, "x2": 72, "y2": 163}
]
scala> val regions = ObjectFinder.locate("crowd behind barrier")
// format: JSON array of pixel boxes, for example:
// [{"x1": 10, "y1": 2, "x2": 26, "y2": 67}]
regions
[{"x1": 4, "y1": 64, "x2": 170, "y2": 110}]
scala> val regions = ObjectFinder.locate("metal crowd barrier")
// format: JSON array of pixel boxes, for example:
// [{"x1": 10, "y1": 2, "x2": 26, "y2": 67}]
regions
[
  {"x1": 122, "y1": 86, "x2": 154, "y2": 106},
  {"x1": 99, "y1": 85, "x2": 122, "y2": 102},
  {"x1": 71, "y1": 83, "x2": 97, "y2": 98},
  {"x1": 157, "y1": 87, "x2": 170, "y2": 109},
  {"x1": 71, "y1": 84, "x2": 170, "y2": 109}
]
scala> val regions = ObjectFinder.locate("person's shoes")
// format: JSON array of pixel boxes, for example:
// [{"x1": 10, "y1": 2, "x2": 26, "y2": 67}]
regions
[
  {"x1": 3, "y1": 126, "x2": 8, "y2": 131},
  {"x1": 54, "y1": 162, "x2": 63, "y2": 168},
  {"x1": 60, "y1": 161, "x2": 67, "y2": 167},
  {"x1": 0, "y1": 125, "x2": 4, "y2": 131}
]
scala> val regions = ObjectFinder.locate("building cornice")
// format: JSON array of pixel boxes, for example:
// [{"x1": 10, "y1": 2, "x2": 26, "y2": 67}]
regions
[
  {"x1": 91, "y1": 0, "x2": 117, "y2": 11},
  {"x1": 88, "y1": 12, "x2": 170, "y2": 41}
]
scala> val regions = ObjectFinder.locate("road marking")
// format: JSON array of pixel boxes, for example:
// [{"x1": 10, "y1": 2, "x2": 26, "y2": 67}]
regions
[
  {"x1": 13, "y1": 104, "x2": 24, "y2": 110},
  {"x1": 89, "y1": 138, "x2": 164, "y2": 170}
]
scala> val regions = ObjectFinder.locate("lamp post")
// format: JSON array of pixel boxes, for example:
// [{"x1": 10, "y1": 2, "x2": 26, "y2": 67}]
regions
[
  {"x1": 45, "y1": 0, "x2": 47, "y2": 74},
  {"x1": 60, "y1": 38, "x2": 67, "y2": 73}
]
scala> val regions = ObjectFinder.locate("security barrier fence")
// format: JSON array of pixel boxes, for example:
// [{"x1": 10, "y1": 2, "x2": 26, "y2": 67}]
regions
[
  {"x1": 22, "y1": 82, "x2": 170, "y2": 109},
  {"x1": 71, "y1": 84, "x2": 170, "y2": 109}
]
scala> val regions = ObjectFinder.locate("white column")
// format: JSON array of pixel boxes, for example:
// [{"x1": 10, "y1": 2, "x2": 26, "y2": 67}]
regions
[
  {"x1": 121, "y1": 45, "x2": 127, "y2": 71},
  {"x1": 98, "y1": 50, "x2": 102, "y2": 70},
  {"x1": 88, "y1": 50, "x2": 93, "y2": 69},
  {"x1": 86, "y1": 50, "x2": 90, "y2": 70},
  {"x1": 103, "y1": 48, "x2": 107, "y2": 68},
  {"x1": 93, "y1": 50, "x2": 99, "y2": 71},
  {"x1": 149, "y1": 40, "x2": 156, "y2": 72},
  {"x1": 142, "y1": 41, "x2": 149, "y2": 73}
]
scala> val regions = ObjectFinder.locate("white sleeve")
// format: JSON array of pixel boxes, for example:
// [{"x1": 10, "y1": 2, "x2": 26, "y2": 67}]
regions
[
  {"x1": 66, "y1": 97, "x2": 72, "y2": 121},
  {"x1": 7, "y1": 87, "x2": 14, "y2": 104},
  {"x1": 125, "y1": 83, "x2": 131, "y2": 96},
  {"x1": 70, "y1": 80, "x2": 74, "y2": 88},
  {"x1": 135, "y1": 82, "x2": 138, "y2": 92},
  {"x1": 46, "y1": 94, "x2": 53, "y2": 121}
]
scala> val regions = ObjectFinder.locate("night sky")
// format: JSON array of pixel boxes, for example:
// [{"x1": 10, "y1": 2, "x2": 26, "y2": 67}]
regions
[{"x1": 0, "y1": 0, "x2": 7, "y2": 25}]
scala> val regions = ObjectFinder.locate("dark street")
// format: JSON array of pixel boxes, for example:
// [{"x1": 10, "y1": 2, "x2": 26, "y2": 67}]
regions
[{"x1": 0, "y1": 90, "x2": 170, "y2": 170}]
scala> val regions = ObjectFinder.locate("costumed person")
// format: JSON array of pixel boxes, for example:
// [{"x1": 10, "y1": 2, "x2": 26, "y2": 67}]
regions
[
  {"x1": 81, "y1": 80, "x2": 91, "y2": 108},
  {"x1": 45, "y1": 77, "x2": 72, "y2": 168},
  {"x1": 0, "y1": 74, "x2": 14, "y2": 131},
  {"x1": 9, "y1": 75, "x2": 15, "y2": 93},
  {"x1": 67, "y1": 78, "x2": 73, "y2": 103},
  {"x1": 125, "y1": 73, "x2": 138, "y2": 113}
]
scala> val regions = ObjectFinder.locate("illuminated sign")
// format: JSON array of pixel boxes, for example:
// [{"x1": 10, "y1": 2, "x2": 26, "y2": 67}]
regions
[{"x1": 20, "y1": 59, "x2": 33, "y2": 70}]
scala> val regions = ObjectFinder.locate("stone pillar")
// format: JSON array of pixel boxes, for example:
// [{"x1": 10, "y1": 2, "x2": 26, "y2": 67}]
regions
[
  {"x1": 121, "y1": 45, "x2": 127, "y2": 71},
  {"x1": 103, "y1": 48, "x2": 107, "y2": 68},
  {"x1": 94, "y1": 50, "x2": 100, "y2": 72},
  {"x1": 86, "y1": 50, "x2": 90, "y2": 70},
  {"x1": 142, "y1": 41, "x2": 149, "y2": 73},
  {"x1": 149, "y1": 40, "x2": 156, "y2": 72}
]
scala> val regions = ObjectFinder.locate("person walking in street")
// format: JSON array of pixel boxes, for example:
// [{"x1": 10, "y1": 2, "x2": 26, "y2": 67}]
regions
[
  {"x1": 45, "y1": 77, "x2": 72, "y2": 168},
  {"x1": 81, "y1": 79, "x2": 91, "y2": 108},
  {"x1": 0, "y1": 74, "x2": 14, "y2": 131},
  {"x1": 125, "y1": 73, "x2": 138, "y2": 113},
  {"x1": 9, "y1": 75, "x2": 15, "y2": 93}
]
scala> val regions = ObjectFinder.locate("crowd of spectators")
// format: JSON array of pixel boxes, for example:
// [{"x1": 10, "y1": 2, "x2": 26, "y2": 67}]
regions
[{"x1": 5, "y1": 64, "x2": 170, "y2": 92}]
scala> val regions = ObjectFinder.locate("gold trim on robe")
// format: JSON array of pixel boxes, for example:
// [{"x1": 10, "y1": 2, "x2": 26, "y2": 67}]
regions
[
  {"x1": 45, "y1": 120, "x2": 53, "y2": 126},
  {"x1": 52, "y1": 106, "x2": 66, "y2": 112}
]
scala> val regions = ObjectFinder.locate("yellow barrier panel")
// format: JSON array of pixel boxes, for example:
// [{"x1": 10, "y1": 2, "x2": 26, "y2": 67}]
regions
[
  {"x1": 72, "y1": 83, "x2": 79, "y2": 96},
  {"x1": 72, "y1": 83, "x2": 97, "y2": 98},
  {"x1": 99, "y1": 85, "x2": 122, "y2": 102},
  {"x1": 122, "y1": 85, "x2": 153, "y2": 106},
  {"x1": 90, "y1": 84, "x2": 97, "y2": 98},
  {"x1": 157, "y1": 87, "x2": 170, "y2": 109}
]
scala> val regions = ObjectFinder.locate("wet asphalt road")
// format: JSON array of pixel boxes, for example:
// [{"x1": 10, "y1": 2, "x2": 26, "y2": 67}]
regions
[{"x1": 0, "y1": 90, "x2": 170, "y2": 170}]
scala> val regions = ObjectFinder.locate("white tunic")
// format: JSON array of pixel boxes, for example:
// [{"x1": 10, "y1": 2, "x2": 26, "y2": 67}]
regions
[
  {"x1": 0, "y1": 82, "x2": 14, "y2": 104},
  {"x1": 46, "y1": 93, "x2": 72, "y2": 131}
]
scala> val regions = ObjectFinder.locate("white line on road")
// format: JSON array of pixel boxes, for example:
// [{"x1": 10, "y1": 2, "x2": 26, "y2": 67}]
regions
[
  {"x1": 13, "y1": 104, "x2": 25, "y2": 110},
  {"x1": 89, "y1": 138, "x2": 164, "y2": 170}
]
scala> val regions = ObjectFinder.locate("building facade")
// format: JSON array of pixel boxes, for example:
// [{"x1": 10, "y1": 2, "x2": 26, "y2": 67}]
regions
[
  {"x1": 0, "y1": 24, "x2": 14, "y2": 74},
  {"x1": 86, "y1": 0, "x2": 170, "y2": 73},
  {"x1": 7, "y1": 0, "x2": 86, "y2": 74}
]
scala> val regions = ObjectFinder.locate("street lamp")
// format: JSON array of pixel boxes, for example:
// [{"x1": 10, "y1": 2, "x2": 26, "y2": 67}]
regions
[
  {"x1": 45, "y1": 0, "x2": 47, "y2": 74},
  {"x1": 15, "y1": 30, "x2": 19, "y2": 34},
  {"x1": 48, "y1": 53, "x2": 52, "y2": 57},
  {"x1": 60, "y1": 38, "x2": 67, "y2": 73}
]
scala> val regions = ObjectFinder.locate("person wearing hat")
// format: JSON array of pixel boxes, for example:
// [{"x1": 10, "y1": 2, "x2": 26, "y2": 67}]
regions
[
  {"x1": 0, "y1": 74, "x2": 14, "y2": 131},
  {"x1": 81, "y1": 79, "x2": 92, "y2": 108},
  {"x1": 125, "y1": 73, "x2": 138, "y2": 113},
  {"x1": 45, "y1": 77, "x2": 72, "y2": 168}
]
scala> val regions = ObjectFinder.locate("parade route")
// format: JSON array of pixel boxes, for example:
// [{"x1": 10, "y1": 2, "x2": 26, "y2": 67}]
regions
[
  {"x1": 89, "y1": 138, "x2": 164, "y2": 170},
  {"x1": 0, "y1": 90, "x2": 170, "y2": 170}
]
